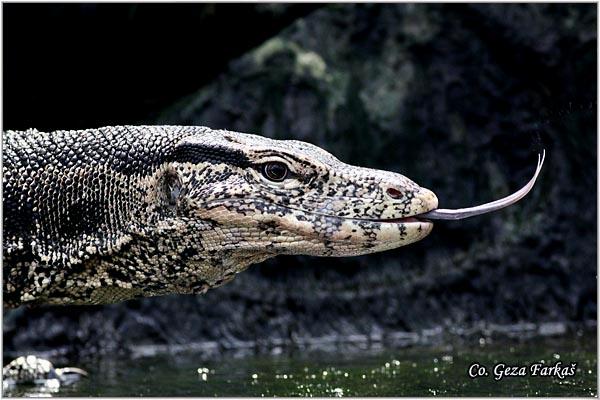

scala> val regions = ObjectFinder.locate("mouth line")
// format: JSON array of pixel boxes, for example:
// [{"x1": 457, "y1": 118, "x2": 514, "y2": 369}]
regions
[
  {"x1": 365, "y1": 215, "x2": 432, "y2": 224},
  {"x1": 206, "y1": 199, "x2": 434, "y2": 224}
]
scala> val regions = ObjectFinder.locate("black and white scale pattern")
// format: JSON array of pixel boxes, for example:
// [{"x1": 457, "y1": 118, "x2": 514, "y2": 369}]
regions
[{"x1": 3, "y1": 126, "x2": 438, "y2": 307}]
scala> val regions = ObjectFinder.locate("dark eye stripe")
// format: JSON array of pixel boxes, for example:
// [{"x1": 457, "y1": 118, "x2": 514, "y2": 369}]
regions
[
  {"x1": 252, "y1": 150, "x2": 315, "y2": 168},
  {"x1": 168, "y1": 144, "x2": 251, "y2": 168}
]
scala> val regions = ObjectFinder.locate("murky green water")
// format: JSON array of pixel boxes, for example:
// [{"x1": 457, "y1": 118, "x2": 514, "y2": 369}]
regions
[{"x1": 6, "y1": 335, "x2": 596, "y2": 397}]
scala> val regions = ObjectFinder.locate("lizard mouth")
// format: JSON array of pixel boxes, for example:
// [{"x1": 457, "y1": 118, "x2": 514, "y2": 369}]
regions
[
  {"x1": 366, "y1": 151, "x2": 544, "y2": 224},
  {"x1": 369, "y1": 216, "x2": 430, "y2": 224}
]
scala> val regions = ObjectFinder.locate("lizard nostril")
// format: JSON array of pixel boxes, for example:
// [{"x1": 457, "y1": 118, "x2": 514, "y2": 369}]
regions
[{"x1": 386, "y1": 187, "x2": 404, "y2": 199}]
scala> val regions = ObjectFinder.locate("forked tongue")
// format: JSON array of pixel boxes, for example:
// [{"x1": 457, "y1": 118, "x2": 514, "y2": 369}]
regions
[{"x1": 420, "y1": 151, "x2": 545, "y2": 221}]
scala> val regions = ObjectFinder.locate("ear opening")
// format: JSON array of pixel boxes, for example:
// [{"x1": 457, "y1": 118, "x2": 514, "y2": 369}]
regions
[{"x1": 157, "y1": 167, "x2": 184, "y2": 217}]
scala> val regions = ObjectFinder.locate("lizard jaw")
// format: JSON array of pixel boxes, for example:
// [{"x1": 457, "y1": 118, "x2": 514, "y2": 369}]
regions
[{"x1": 369, "y1": 216, "x2": 430, "y2": 224}]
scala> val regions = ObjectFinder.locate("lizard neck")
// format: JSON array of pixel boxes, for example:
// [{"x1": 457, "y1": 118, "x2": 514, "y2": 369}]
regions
[{"x1": 41, "y1": 220, "x2": 274, "y2": 305}]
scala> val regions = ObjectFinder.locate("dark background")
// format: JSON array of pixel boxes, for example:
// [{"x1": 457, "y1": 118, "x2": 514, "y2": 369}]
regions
[
  {"x1": 3, "y1": 4, "x2": 319, "y2": 130},
  {"x1": 3, "y1": 3, "x2": 597, "y2": 361}
]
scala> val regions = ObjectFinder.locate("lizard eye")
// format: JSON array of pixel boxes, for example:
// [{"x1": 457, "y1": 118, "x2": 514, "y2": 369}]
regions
[{"x1": 262, "y1": 161, "x2": 288, "y2": 182}]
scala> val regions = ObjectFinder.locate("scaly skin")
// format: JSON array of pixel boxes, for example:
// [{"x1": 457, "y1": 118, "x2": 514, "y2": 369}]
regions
[{"x1": 3, "y1": 126, "x2": 438, "y2": 307}]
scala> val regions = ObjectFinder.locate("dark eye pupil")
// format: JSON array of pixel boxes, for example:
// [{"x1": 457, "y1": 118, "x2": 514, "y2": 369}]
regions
[{"x1": 263, "y1": 162, "x2": 288, "y2": 182}]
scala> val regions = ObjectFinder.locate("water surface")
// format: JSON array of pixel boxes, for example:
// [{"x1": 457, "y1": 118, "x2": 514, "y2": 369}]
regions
[{"x1": 6, "y1": 334, "x2": 596, "y2": 397}]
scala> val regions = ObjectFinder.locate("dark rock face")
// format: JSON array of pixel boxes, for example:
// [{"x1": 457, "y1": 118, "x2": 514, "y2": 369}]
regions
[{"x1": 4, "y1": 4, "x2": 596, "y2": 360}]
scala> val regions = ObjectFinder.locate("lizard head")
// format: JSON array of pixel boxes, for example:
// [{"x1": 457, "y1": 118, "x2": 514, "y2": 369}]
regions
[{"x1": 167, "y1": 129, "x2": 438, "y2": 260}]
